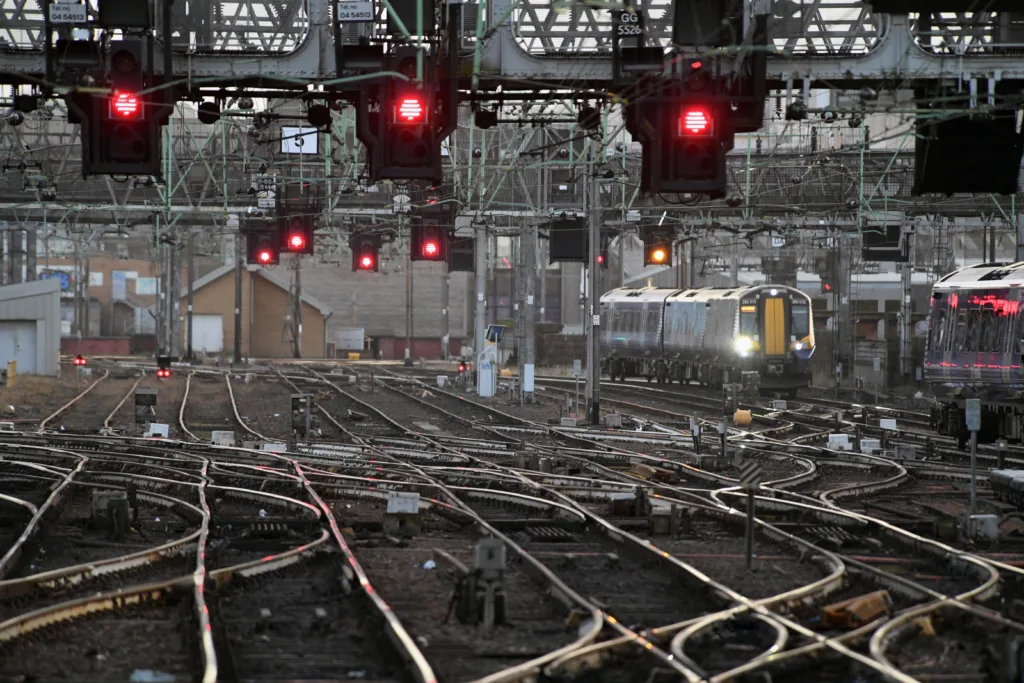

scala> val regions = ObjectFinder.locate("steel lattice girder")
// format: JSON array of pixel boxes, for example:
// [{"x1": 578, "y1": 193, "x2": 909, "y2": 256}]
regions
[
  {"x1": 0, "y1": 0, "x2": 1023, "y2": 83},
  {"x1": 0, "y1": 106, "x2": 1018, "y2": 229}
]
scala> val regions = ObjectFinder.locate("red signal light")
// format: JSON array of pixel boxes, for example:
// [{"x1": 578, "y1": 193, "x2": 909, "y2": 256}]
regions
[
  {"x1": 823, "y1": 283, "x2": 833, "y2": 292},
  {"x1": 288, "y1": 233, "x2": 306, "y2": 250},
  {"x1": 360, "y1": 254, "x2": 374, "y2": 269},
  {"x1": 111, "y1": 91, "x2": 141, "y2": 119},
  {"x1": 597, "y1": 254, "x2": 605, "y2": 265},
  {"x1": 679, "y1": 108, "x2": 712, "y2": 136},
  {"x1": 396, "y1": 96, "x2": 425, "y2": 124},
  {"x1": 259, "y1": 250, "x2": 273, "y2": 264},
  {"x1": 157, "y1": 368, "x2": 171, "y2": 378},
  {"x1": 73, "y1": 355, "x2": 86, "y2": 366},
  {"x1": 423, "y1": 241, "x2": 439, "y2": 258}
]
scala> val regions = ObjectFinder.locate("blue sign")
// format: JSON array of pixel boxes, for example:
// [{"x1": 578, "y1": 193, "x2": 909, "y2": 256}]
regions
[{"x1": 39, "y1": 270, "x2": 72, "y2": 292}]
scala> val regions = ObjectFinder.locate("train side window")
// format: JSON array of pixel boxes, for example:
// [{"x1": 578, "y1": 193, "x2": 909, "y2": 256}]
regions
[
  {"x1": 981, "y1": 308, "x2": 998, "y2": 352},
  {"x1": 931, "y1": 307, "x2": 945, "y2": 352},
  {"x1": 954, "y1": 309, "x2": 969, "y2": 349},
  {"x1": 965, "y1": 310, "x2": 981, "y2": 352}
]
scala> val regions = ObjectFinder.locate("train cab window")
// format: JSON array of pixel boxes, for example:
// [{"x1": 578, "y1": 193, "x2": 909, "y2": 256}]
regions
[
  {"x1": 739, "y1": 304, "x2": 757, "y2": 336},
  {"x1": 791, "y1": 302, "x2": 810, "y2": 338}
]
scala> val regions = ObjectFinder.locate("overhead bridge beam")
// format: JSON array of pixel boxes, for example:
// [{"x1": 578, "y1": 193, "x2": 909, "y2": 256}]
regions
[{"x1": 0, "y1": 1, "x2": 1022, "y2": 85}]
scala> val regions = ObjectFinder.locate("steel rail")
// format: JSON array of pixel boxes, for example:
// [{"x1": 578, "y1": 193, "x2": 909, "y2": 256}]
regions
[
  {"x1": 267, "y1": 369, "x2": 636, "y2": 682},
  {"x1": 870, "y1": 601, "x2": 1024, "y2": 676},
  {"x1": 286, "y1": 459, "x2": 438, "y2": 683},
  {"x1": 207, "y1": 527, "x2": 333, "y2": 588},
  {"x1": 296, "y1": 366, "x2": 797, "y2": 679},
  {"x1": 296, "y1": 368, "x2": 1007, "y2": 683},
  {"x1": 193, "y1": 457, "x2": 218, "y2": 683},
  {"x1": 179, "y1": 371, "x2": 201, "y2": 441},
  {"x1": 377, "y1": 369, "x2": 826, "y2": 498},
  {"x1": 0, "y1": 455, "x2": 86, "y2": 579},
  {"x1": 712, "y1": 489, "x2": 1001, "y2": 604},
  {"x1": 224, "y1": 373, "x2": 273, "y2": 442},
  {"x1": 529, "y1": 483, "x2": 871, "y2": 681},
  {"x1": 0, "y1": 577, "x2": 193, "y2": 643},
  {"x1": 0, "y1": 493, "x2": 38, "y2": 516},
  {"x1": 101, "y1": 375, "x2": 144, "y2": 429},
  {"x1": 206, "y1": 484, "x2": 322, "y2": 519},
  {"x1": 0, "y1": 486, "x2": 203, "y2": 599},
  {"x1": 37, "y1": 370, "x2": 110, "y2": 432}
]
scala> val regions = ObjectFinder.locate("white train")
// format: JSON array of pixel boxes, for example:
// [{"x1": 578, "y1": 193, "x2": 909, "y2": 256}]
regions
[{"x1": 599, "y1": 285, "x2": 815, "y2": 395}]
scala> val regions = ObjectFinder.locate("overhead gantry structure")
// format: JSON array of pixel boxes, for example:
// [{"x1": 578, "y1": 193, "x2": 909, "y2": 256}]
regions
[{"x1": 0, "y1": 0, "x2": 1022, "y2": 86}]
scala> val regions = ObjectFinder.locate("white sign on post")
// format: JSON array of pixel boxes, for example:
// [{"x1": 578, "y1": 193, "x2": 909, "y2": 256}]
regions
[
  {"x1": 965, "y1": 398, "x2": 982, "y2": 432},
  {"x1": 49, "y1": 2, "x2": 87, "y2": 23},
  {"x1": 387, "y1": 491, "x2": 420, "y2": 514},
  {"x1": 337, "y1": 0, "x2": 374, "y2": 21},
  {"x1": 572, "y1": 359, "x2": 582, "y2": 378}
]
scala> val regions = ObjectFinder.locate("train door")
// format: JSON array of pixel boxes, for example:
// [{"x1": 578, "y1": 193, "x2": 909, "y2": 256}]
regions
[{"x1": 762, "y1": 293, "x2": 787, "y2": 358}]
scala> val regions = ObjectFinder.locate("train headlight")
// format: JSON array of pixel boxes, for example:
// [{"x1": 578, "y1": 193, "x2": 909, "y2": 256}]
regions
[
  {"x1": 735, "y1": 337, "x2": 754, "y2": 355},
  {"x1": 794, "y1": 342, "x2": 805, "y2": 351}
]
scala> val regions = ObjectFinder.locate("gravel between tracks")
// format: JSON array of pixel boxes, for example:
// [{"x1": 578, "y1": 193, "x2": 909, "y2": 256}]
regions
[
  {"x1": 0, "y1": 597, "x2": 198, "y2": 681},
  {"x1": 182, "y1": 375, "x2": 237, "y2": 441},
  {"x1": 212, "y1": 551, "x2": 401, "y2": 682},
  {"x1": 106, "y1": 375, "x2": 188, "y2": 438},
  {"x1": 229, "y1": 376, "x2": 298, "y2": 442}
]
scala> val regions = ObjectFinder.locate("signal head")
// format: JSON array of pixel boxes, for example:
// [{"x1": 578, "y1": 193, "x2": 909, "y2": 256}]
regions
[
  {"x1": 395, "y1": 95, "x2": 426, "y2": 124},
  {"x1": 678, "y1": 107, "x2": 712, "y2": 137},
  {"x1": 73, "y1": 355, "x2": 86, "y2": 366},
  {"x1": 111, "y1": 91, "x2": 141, "y2": 119},
  {"x1": 111, "y1": 49, "x2": 139, "y2": 74}
]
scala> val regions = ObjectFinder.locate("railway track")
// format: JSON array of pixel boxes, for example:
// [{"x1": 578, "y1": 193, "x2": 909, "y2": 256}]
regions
[{"x1": 5, "y1": 359, "x2": 1024, "y2": 681}]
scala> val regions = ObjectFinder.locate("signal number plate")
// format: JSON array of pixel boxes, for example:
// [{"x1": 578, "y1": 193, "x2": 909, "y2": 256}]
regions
[
  {"x1": 337, "y1": 1, "x2": 373, "y2": 22},
  {"x1": 49, "y1": 2, "x2": 87, "y2": 23}
]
